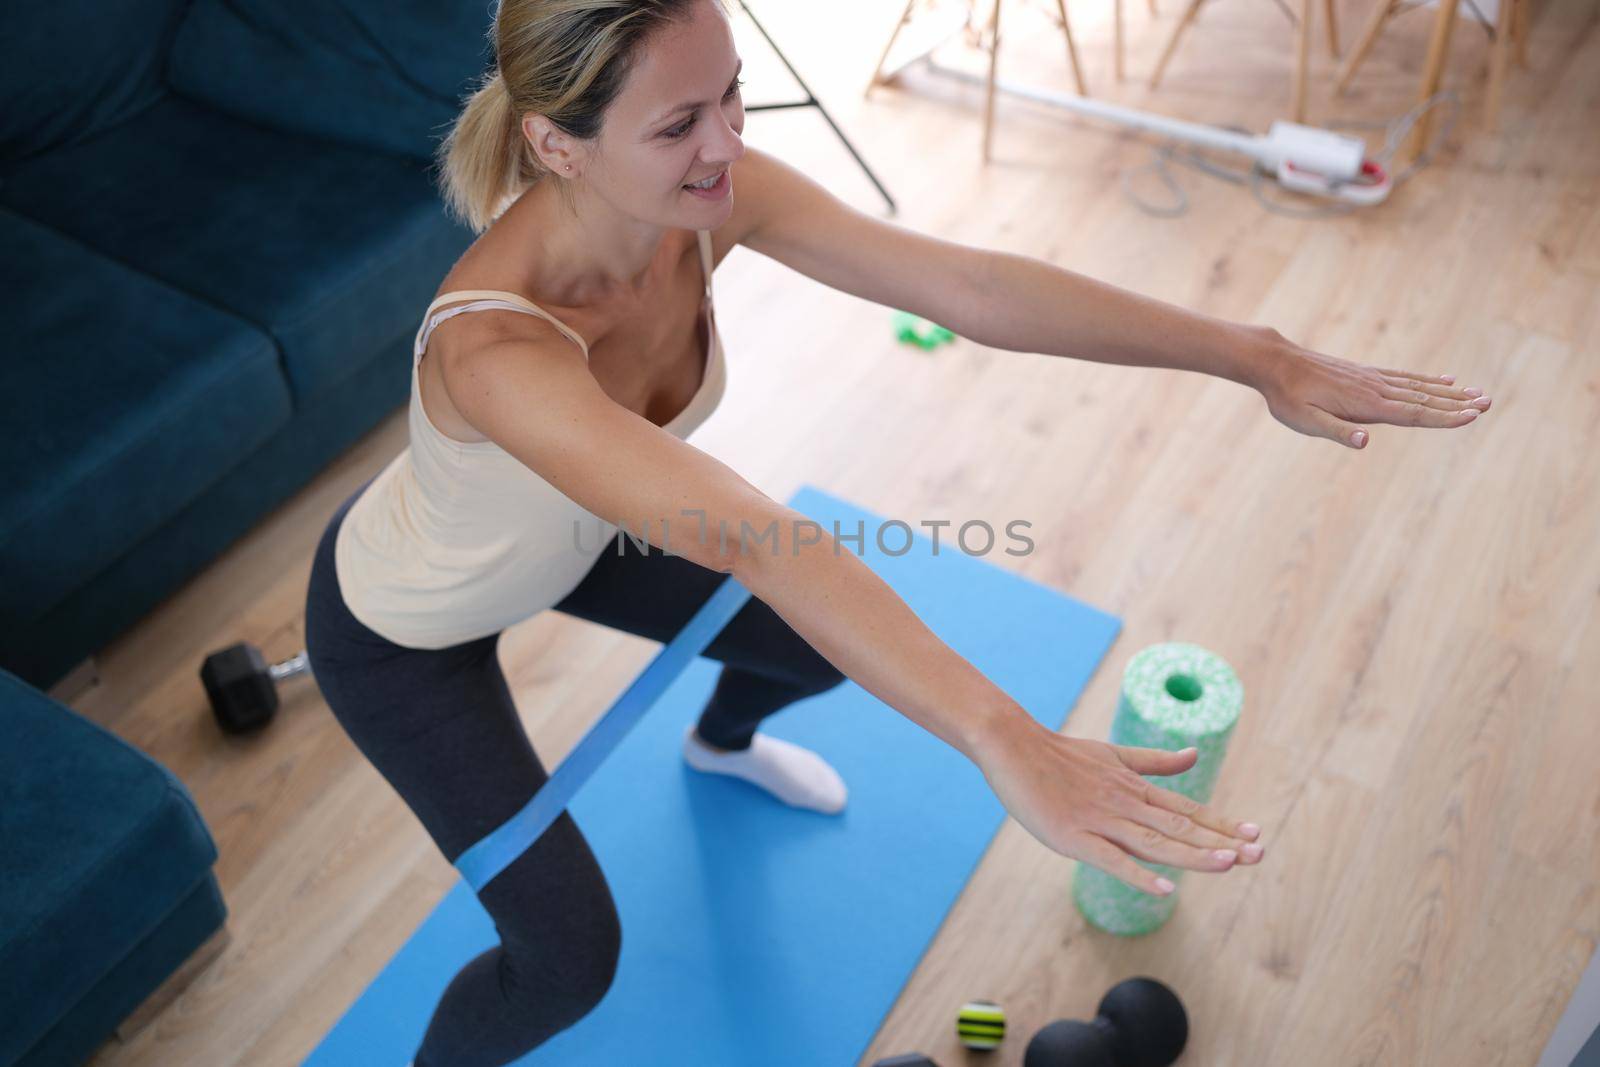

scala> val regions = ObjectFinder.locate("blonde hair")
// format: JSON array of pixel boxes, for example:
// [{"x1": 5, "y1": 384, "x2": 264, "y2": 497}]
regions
[{"x1": 436, "y1": 0, "x2": 720, "y2": 233}]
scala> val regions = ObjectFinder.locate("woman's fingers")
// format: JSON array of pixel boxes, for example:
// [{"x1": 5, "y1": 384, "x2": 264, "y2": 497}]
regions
[
  {"x1": 1368, "y1": 396, "x2": 1484, "y2": 428},
  {"x1": 1114, "y1": 743, "x2": 1199, "y2": 778},
  {"x1": 1103, "y1": 817, "x2": 1243, "y2": 872},
  {"x1": 1376, "y1": 382, "x2": 1491, "y2": 414},
  {"x1": 1071, "y1": 832, "x2": 1181, "y2": 896},
  {"x1": 1138, "y1": 777, "x2": 1262, "y2": 843},
  {"x1": 1373, "y1": 366, "x2": 1456, "y2": 384},
  {"x1": 1121, "y1": 801, "x2": 1266, "y2": 863},
  {"x1": 1378, "y1": 376, "x2": 1490, "y2": 405},
  {"x1": 1302, "y1": 403, "x2": 1371, "y2": 447},
  {"x1": 976, "y1": 729, "x2": 1267, "y2": 898}
]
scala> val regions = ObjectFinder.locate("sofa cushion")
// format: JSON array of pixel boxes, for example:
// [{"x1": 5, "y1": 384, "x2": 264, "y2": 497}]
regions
[
  {"x1": 0, "y1": 669, "x2": 222, "y2": 1067},
  {"x1": 0, "y1": 96, "x2": 476, "y2": 406},
  {"x1": 168, "y1": 0, "x2": 496, "y2": 162},
  {"x1": 0, "y1": 0, "x2": 189, "y2": 164},
  {"x1": 0, "y1": 208, "x2": 291, "y2": 634}
]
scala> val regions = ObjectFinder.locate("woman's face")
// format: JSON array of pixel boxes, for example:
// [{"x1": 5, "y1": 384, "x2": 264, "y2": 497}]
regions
[{"x1": 586, "y1": 0, "x2": 746, "y2": 226}]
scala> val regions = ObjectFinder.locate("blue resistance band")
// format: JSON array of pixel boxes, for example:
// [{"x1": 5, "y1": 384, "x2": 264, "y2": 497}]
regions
[{"x1": 454, "y1": 574, "x2": 754, "y2": 892}]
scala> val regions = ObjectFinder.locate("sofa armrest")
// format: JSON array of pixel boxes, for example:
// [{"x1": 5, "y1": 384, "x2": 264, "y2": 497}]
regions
[{"x1": 0, "y1": 669, "x2": 226, "y2": 1066}]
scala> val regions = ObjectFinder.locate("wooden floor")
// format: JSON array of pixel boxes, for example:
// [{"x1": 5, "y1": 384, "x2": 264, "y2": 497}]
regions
[{"x1": 74, "y1": 0, "x2": 1599, "y2": 1062}]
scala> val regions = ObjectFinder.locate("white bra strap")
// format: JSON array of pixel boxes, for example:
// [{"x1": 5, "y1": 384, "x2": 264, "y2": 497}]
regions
[{"x1": 414, "y1": 290, "x2": 590, "y2": 361}]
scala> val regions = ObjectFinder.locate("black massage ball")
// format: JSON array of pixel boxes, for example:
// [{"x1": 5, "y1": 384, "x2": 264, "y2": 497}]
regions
[
  {"x1": 1024, "y1": 1019, "x2": 1117, "y2": 1067},
  {"x1": 1023, "y1": 976, "x2": 1188, "y2": 1066},
  {"x1": 1097, "y1": 977, "x2": 1188, "y2": 1066}
]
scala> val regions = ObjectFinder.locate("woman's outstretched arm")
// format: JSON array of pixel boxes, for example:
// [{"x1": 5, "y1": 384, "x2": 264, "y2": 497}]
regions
[
  {"x1": 964, "y1": 250, "x2": 1492, "y2": 448},
  {"x1": 732, "y1": 145, "x2": 1493, "y2": 450}
]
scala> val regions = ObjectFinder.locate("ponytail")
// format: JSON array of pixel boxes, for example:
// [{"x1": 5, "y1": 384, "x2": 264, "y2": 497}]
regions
[{"x1": 436, "y1": 70, "x2": 527, "y2": 234}]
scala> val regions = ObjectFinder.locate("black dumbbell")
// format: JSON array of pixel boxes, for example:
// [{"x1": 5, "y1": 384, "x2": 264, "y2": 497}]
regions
[
  {"x1": 200, "y1": 643, "x2": 312, "y2": 733},
  {"x1": 1024, "y1": 977, "x2": 1188, "y2": 1067},
  {"x1": 872, "y1": 1056, "x2": 940, "y2": 1067}
]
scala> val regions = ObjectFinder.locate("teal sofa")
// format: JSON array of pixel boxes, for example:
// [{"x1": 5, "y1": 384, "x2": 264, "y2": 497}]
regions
[{"x1": 0, "y1": 0, "x2": 495, "y2": 1061}]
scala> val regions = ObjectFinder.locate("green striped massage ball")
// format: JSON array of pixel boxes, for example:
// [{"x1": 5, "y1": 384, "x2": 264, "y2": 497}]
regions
[{"x1": 956, "y1": 999, "x2": 1006, "y2": 1050}]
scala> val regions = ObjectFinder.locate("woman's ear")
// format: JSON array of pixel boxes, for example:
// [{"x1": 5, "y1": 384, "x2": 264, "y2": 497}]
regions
[{"x1": 521, "y1": 113, "x2": 580, "y2": 175}]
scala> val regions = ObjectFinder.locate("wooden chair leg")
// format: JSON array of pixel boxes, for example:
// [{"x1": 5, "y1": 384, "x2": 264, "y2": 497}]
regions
[
  {"x1": 1054, "y1": 0, "x2": 1091, "y2": 94},
  {"x1": 983, "y1": 0, "x2": 1002, "y2": 162},
  {"x1": 1293, "y1": 0, "x2": 1314, "y2": 120},
  {"x1": 1324, "y1": 0, "x2": 1342, "y2": 57},
  {"x1": 1404, "y1": 0, "x2": 1461, "y2": 163},
  {"x1": 866, "y1": 0, "x2": 924, "y2": 96},
  {"x1": 1149, "y1": 0, "x2": 1208, "y2": 89},
  {"x1": 1335, "y1": 0, "x2": 1398, "y2": 94},
  {"x1": 1512, "y1": 0, "x2": 1530, "y2": 66},
  {"x1": 1484, "y1": 0, "x2": 1514, "y2": 131}
]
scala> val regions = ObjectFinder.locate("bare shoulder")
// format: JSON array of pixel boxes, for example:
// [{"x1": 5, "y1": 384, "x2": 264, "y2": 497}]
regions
[
  {"x1": 437, "y1": 308, "x2": 596, "y2": 430},
  {"x1": 427, "y1": 294, "x2": 573, "y2": 373},
  {"x1": 424, "y1": 224, "x2": 589, "y2": 369}
]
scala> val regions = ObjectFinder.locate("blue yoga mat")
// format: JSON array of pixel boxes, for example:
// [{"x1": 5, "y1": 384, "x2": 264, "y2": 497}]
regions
[{"x1": 306, "y1": 486, "x2": 1122, "y2": 1067}]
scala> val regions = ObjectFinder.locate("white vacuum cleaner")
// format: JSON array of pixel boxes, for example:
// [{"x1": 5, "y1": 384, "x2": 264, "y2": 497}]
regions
[
  {"x1": 873, "y1": 3, "x2": 1399, "y2": 209},
  {"x1": 915, "y1": 55, "x2": 1392, "y2": 206}
]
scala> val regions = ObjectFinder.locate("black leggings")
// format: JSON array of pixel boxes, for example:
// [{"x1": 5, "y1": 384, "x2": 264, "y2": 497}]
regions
[{"x1": 303, "y1": 479, "x2": 845, "y2": 1066}]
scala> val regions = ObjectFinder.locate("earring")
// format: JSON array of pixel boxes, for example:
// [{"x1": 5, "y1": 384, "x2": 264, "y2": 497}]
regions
[{"x1": 564, "y1": 164, "x2": 572, "y2": 172}]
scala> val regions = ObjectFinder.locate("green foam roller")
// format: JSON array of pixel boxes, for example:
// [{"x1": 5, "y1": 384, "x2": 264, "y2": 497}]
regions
[{"x1": 1072, "y1": 642, "x2": 1243, "y2": 936}]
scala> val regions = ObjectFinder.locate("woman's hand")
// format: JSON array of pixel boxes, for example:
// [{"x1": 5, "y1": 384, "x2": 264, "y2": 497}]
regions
[
  {"x1": 973, "y1": 717, "x2": 1264, "y2": 896},
  {"x1": 1251, "y1": 329, "x2": 1492, "y2": 450}
]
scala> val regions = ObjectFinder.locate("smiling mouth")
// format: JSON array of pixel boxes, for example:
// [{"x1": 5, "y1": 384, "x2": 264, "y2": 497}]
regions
[{"x1": 683, "y1": 171, "x2": 725, "y2": 190}]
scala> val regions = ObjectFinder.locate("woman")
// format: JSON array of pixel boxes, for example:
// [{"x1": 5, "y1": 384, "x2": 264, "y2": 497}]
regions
[{"x1": 304, "y1": 0, "x2": 1490, "y2": 1062}]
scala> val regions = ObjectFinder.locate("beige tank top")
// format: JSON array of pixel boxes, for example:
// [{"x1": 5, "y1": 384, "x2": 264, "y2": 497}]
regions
[{"x1": 333, "y1": 229, "x2": 728, "y2": 649}]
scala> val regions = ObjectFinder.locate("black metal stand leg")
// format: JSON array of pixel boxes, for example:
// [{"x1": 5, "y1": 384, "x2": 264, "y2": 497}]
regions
[{"x1": 735, "y1": 0, "x2": 899, "y2": 215}]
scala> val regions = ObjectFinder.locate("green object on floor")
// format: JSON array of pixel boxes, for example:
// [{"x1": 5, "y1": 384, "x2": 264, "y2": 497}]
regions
[
  {"x1": 1072, "y1": 642, "x2": 1244, "y2": 936},
  {"x1": 892, "y1": 310, "x2": 955, "y2": 349}
]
